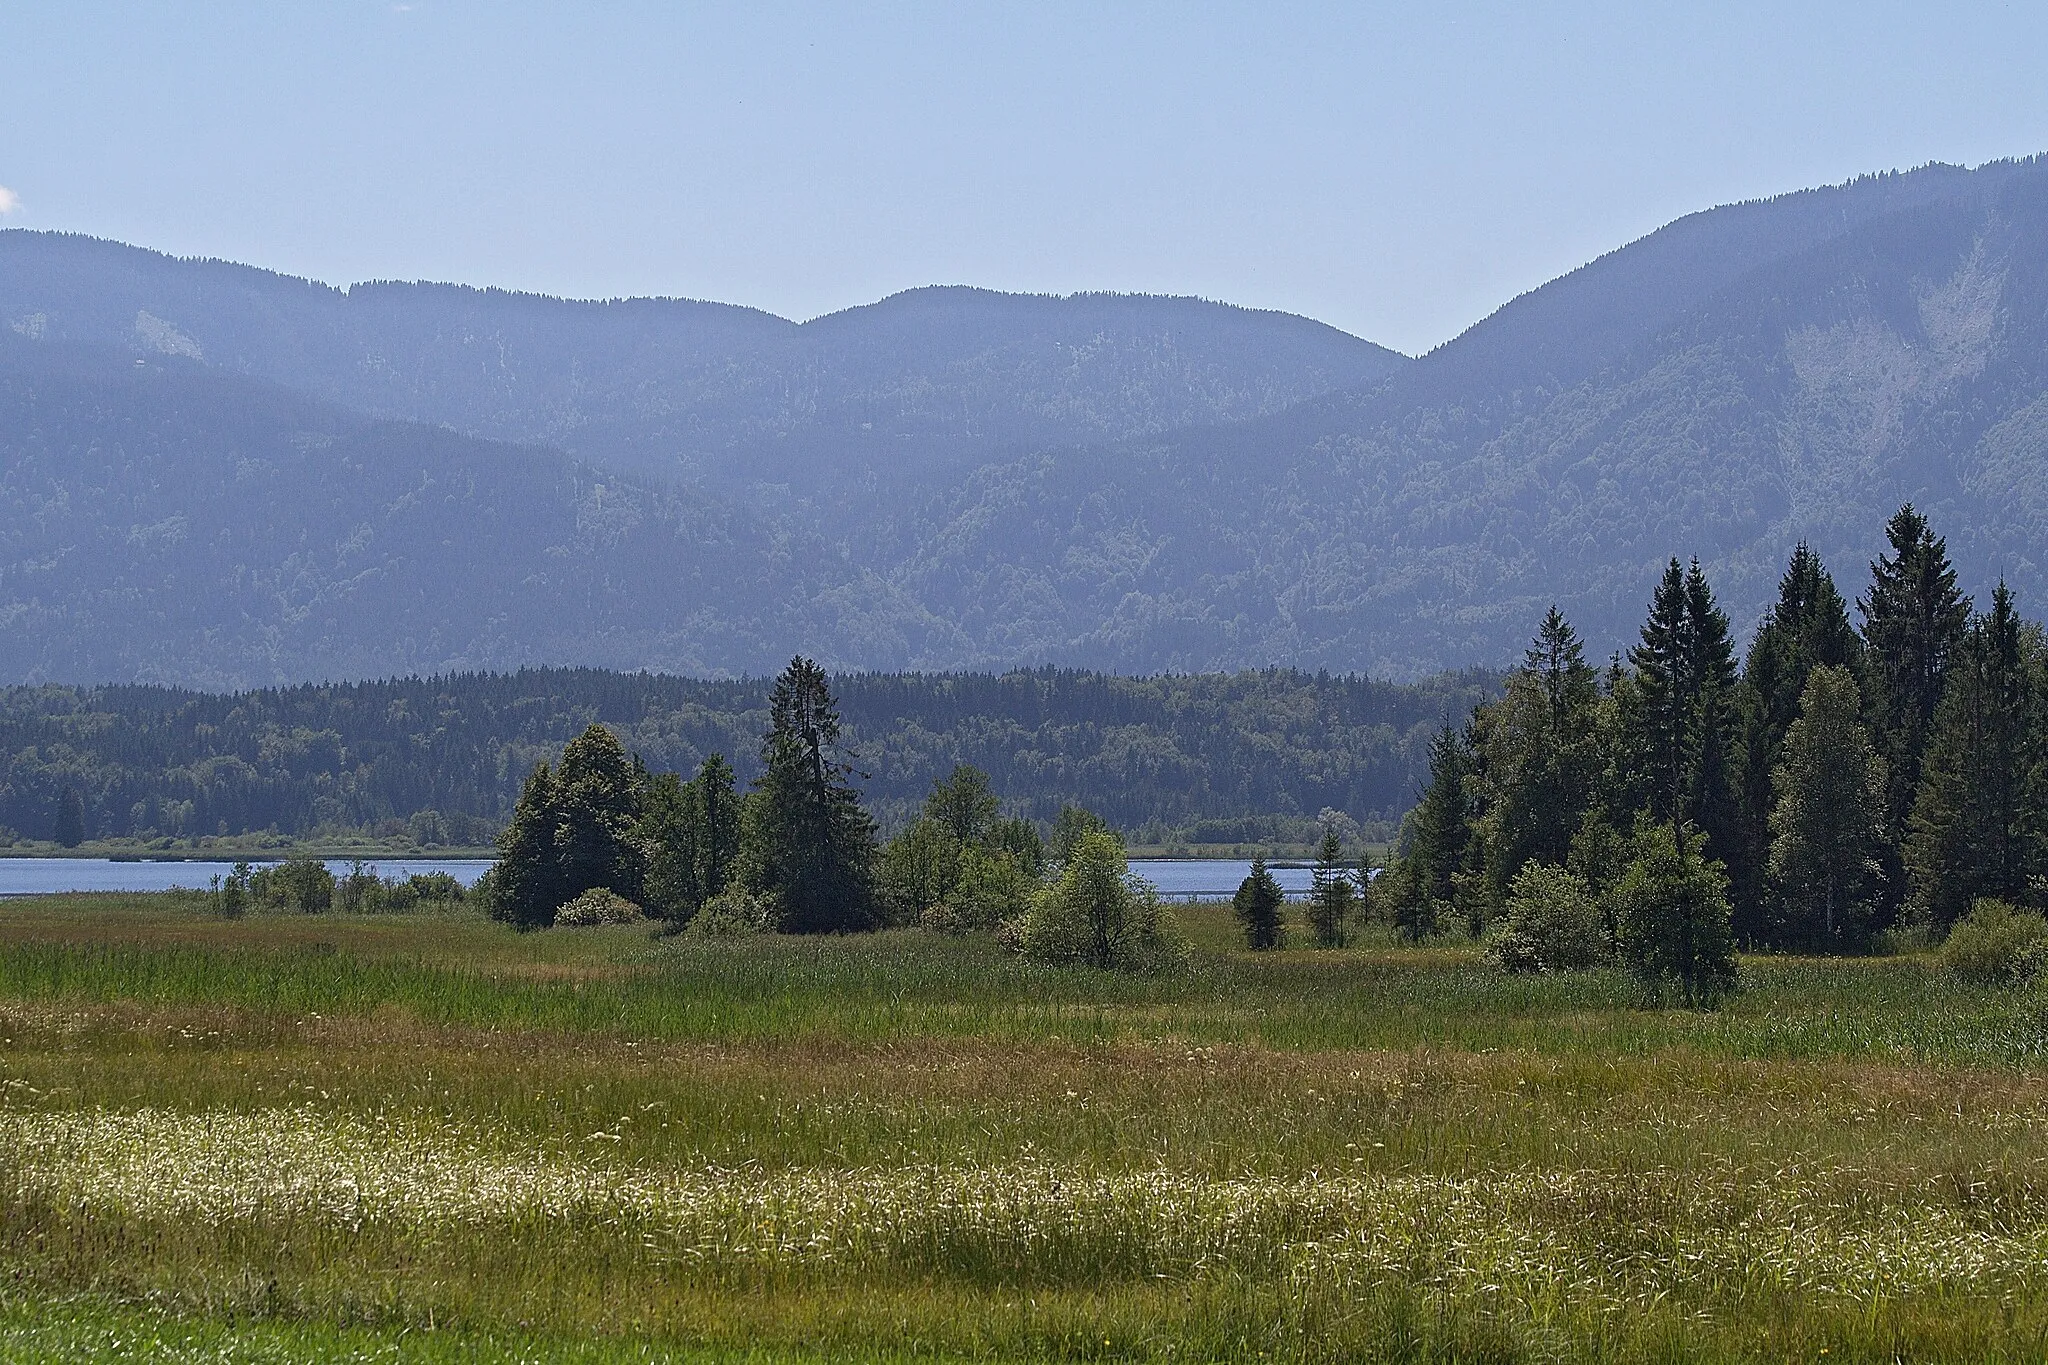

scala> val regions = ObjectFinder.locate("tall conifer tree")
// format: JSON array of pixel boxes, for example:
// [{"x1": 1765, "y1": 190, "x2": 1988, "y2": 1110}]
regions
[
  {"x1": 1769, "y1": 666, "x2": 1887, "y2": 949},
  {"x1": 1393, "y1": 722, "x2": 1471, "y2": 941},
  {"x1": 1906, "y1": 584, "x2": 2038, "y2": 927},
  {"x1": 1684, "y1": 560, "x2": 1749, "y2": 898},
  {"x1": 1739, "y1": 545, "x2": 1862, "y2": 945},
  {"x1": 744, "y1": 657, "x2": 879, "y2": 933},
  {"x1": 1479, "y1": 607, "x2": 1601, "y2": 911},
  {"x1": 1627, "y1": 559, "x2": 1692, "y2": 828},
  {"x1": 1859, "y1": 506, "x2": 1971, "y2": 911}
]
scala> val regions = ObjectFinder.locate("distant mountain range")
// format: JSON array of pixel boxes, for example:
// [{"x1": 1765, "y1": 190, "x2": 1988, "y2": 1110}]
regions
[{"x1": 4, "y1": 155, "x2": 2047, "y2": 685}]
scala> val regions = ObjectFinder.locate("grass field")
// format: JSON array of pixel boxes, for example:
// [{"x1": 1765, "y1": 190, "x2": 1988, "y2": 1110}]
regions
[{"x1": 0, "y1": 893, "x2": 2043, "y2": 1362}]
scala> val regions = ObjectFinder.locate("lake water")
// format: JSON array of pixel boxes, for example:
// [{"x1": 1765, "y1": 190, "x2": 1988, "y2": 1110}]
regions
[
  {"x1": 0, "y1": 857, "x2": 1321, "y2": 899},
  {"x1": 0, "y1": 858, "x2": 496, "y2": 897}
]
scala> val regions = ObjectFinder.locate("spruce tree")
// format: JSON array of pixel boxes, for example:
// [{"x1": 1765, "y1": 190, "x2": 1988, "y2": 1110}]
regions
[
  {"x1": 1768, "y1": 665, "x2": 1887, "y2": 949},
  {"x1": 1307, "y1": 825, "x2": 1355, "y2": 947},
  {"x1": 1393, "y1": 722, "x2": 1470, "y2": 940},
  {"x1": 1906, "y1": 584, "x2": 2038, "y2": 927},
  {"x1": 1859, "y1": 505, "x2": 1971, "y2": 905},
  {"x1": 1478, "y1": 608, "x2": 1601, "y2": 911},
  {"x1": 745, "y1": 657, "x2": 879, "y2": 933},
  {"x1": 493, "y1": 762, "x2": 567, "y2": 929},
  {"x1": 1627, "y1": 559, "x2": 1692, "y2": 827},
  {"x1": 1683, "y1": 561, "x2": 1750, "y2": 908},
  {"x1": 1233, "y1": 856, "x2": 1286, "y2": 950},
  {"x1": 1739, "y1": 544, "x2": 1861, "y2": 946}
]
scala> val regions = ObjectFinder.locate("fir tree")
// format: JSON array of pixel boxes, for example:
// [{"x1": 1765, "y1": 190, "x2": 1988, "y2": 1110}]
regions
[
  {"x1": 1627, "y1": 559, "x2": 1692, "y2": 827},
  {"x1": 1683, "y1": 560, "x2": 1750, "y2": 905},
  {"x1": 744, "y1": 657, "x2": 879, "y2": 933},
  {"x1": 1233, "y1": 856, "x2": 1286, "y2": 950},
  {"x1": 1478, "y1": 608, "x2": 1601, "y2": 911},
  {"x1": 1769, "y1": 666, "x2": 1887, "y2": 949},
  {"x1": 1906, "y1": 584, "x2": 2038, "y2": 927}
]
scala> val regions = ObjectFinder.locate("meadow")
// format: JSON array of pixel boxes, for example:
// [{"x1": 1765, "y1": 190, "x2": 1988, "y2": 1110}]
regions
[{"x1": 0, "y1": 895, "x2": 2043, "y2": 1362}]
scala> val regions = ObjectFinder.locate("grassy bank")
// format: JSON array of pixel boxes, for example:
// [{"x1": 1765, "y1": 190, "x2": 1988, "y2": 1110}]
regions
[{"x1": 0, "y1": 895, "x2": 2041, "y2": 1360}]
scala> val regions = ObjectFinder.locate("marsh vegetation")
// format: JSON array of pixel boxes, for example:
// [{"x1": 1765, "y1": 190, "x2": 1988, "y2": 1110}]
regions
[{"x1": 0, "y1": 892, "x2": 2043, "y2": 1361}]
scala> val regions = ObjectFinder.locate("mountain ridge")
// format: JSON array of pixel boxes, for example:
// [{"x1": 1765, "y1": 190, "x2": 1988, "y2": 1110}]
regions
[{"x1": 5, "y1": 157, "x2": 2048, "y2": 686}]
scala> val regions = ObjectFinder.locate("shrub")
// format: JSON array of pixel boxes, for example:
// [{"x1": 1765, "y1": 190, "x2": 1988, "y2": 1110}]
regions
[
  {"x1": 260, "y1": 855, "x2": 336, "y2": 914},
  {"x1": 923, "y1": 846, "x2": 1037, "y2": 934},
  {"x1": 1614, "y1": 822, "x2": 1737, "y2": 1006},
  {"x1": 684, "y1": 888, "x2": 778, "y2": 937},
  {"x1": 553, "y1": 887, "x2": 644, "y2": 927},
  {"x1": 1486, "y1": 863, "x2": 1606, "y2": 973},
  {"x1": 1003, "y1": 829, "x2": 1189, "y2": 973},
  {"x1": 1941, "y1": 899, "x2": 2048, "y2": 986}
]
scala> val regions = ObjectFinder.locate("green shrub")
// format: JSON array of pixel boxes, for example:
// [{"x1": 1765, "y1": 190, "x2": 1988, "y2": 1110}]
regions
[
  {"x1": 684, "y1": 888, "x2": 777, "y2": 937},
  {"x1": 1614, "y1": 822, "x2": 1737, "y2": 1006},
  {"x1": 1486, "y1": 863, "x2": 1606, "y2": 973},
  {"x1": 923, "y1": 845, "x2": 1038, "y2": 934},
  {"x1": 1941, "y1": 899, "x2": 2048, "y2": 986},
  {"x1": 1002, "y1": 830, "x2": 1189, "y2": 973},
  {"x1": 553, "y1": 887, "x2": 644, "y2": 927}
]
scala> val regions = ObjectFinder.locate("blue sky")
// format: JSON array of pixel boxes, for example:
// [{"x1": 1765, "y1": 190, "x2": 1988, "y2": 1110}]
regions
[{"x1": 3, "y1": 2, "x2": 2046, "y2": 353}]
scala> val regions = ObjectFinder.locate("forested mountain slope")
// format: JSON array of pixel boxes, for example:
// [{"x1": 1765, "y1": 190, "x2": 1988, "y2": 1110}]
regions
[
  {"x1": 0, "y1": 666, "x2": 1497, "y2": 843},
  {"x1": 885, "y1": 158, "x2": 2048, "y2": 673},
  {"x1": 7, "y1": 158, "x2": 2048, "y2": 684},
  {"x1": 0, "y1": 336, "x2": 950, "y2": 685},
  {"x1": 0, "y1": 234, "x2": 1402, "y2": 499}
]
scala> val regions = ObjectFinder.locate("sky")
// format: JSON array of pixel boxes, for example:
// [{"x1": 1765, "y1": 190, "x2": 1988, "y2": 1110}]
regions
[{"x1": 3, "y1": 3, "x2": 2047, "y2": 355}]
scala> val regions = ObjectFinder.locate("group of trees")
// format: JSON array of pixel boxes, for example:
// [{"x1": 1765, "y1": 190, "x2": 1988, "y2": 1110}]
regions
[
  {"x1": 1229, "y1": 827, "x2": 1371, "y2": 953},
  {"x1": 488, "y1": 659, "x2": 881, "y2": 933},
  {"x1": 1387, "y1": 506, "x2": 2047, "y2": 995},
  {"x1": 488, "y1": 657, "x2": 1187, "y2": 970}
]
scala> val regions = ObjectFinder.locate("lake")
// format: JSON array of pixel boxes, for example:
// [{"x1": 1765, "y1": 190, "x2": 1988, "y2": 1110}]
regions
[
  {"x1": 0, "y1": 857, "x2": 1327, "y2": 899},
  {"x1": 0, "y1": 858, "x2": 496, "y2": 897}
]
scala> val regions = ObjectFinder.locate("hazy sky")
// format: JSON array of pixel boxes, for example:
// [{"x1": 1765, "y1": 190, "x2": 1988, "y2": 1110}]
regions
[{"x1": 4, "y1": 3, "x2": 2047, "y2": 354}]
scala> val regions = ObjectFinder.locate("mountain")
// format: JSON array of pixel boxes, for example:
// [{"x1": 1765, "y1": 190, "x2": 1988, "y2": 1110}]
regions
[
  {"x1": 881, "y1": 158, "x2": 2048, "y2": 673},
  {"x1": 0, "y1": 236, "x2": 1403, "y2": 503},
  {"x1": 0, "y1": 335, "x2": 956, "y2": 686},
  {"x1": 5, "y1": 157, "x2": 2048, "y2": 686}
]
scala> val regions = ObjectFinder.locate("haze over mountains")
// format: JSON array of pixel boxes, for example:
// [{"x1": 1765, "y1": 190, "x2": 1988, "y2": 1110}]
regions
[{"x1": 4, "y1": 156, "x2": 2047, "y2": 686}]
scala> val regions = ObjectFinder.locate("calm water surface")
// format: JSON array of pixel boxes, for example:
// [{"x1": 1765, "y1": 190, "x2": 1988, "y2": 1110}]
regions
[
  {"x1": 0, "y1": 858, "x2": 1328, "y2": 899},
  {"x1": 0, "y1": 858, "x2": 495, "y2": 897}
]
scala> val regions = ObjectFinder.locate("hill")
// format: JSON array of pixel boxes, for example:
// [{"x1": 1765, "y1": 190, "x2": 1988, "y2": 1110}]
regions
[
  {"x1": 884, "y1": 158, "x2": 2048, "y2": 671},
  {"x1": 0, "y1": 235, "x2": 1402, "y2": 502},
  {"x1": 7, "y1": 158, "x2": 2048, "y2": 682},
  {"x1": 0, "y1": 335, "x2": 951, "y2": 685}
]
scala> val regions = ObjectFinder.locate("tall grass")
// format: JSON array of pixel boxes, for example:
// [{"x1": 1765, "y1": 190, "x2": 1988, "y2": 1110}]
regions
[{"x1": 0, "y1": 893, "x2": 2046, "y2": 1360}]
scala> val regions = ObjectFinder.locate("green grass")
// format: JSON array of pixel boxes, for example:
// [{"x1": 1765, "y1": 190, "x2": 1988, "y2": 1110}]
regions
[{"x1": 0, "y1": 893, "x2": 2045, "y2": 1361}]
